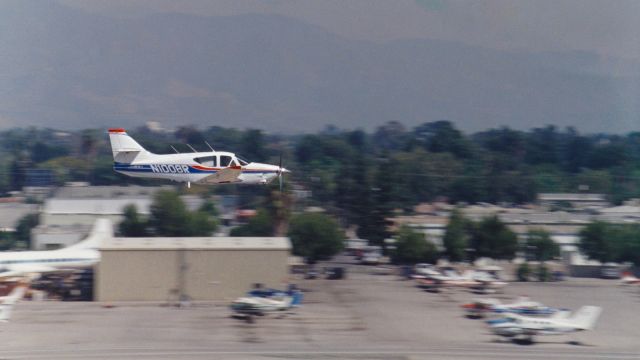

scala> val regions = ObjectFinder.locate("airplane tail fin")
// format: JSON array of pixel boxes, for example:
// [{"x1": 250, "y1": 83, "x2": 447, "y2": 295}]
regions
[
  {"x1": 108, "y1": 128, "x2": 152, "y2": 164},
  {"x1": 63, "y1": 218, "x2": 113, "y2": 251},
  {"x1": 570, "y1": 306, "x2": 602, "y2": 330},
  {"x1": 0, "y1": 285, "x2": 27, "y2": 322}
]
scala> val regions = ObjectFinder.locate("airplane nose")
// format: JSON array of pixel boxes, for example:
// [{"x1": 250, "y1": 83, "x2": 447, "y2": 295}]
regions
[{"x1": 281, "y1": 168, "x2": 291, "y2": 174}]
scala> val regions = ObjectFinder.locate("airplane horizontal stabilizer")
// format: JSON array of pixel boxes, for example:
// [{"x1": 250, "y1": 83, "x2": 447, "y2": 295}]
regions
[{"x1": 571, "y1": 306, "x2": 602, "y2": 330}]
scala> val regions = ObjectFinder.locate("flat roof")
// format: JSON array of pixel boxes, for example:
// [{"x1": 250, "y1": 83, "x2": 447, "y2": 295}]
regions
[
  {"x1": 100, "y1": 237, "x2": 291, "y2": 251},
  {"x1": 44, "y1": 198, "x2": 152, "y2": 215}
]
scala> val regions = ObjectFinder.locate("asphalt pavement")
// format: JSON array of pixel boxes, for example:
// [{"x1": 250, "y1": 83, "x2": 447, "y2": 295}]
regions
[{"x1": 3, "y1": 259, "x2": 640, "y2": 359}]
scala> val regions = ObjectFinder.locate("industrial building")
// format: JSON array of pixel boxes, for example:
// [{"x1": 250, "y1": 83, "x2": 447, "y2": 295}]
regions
[
  {"x1": 96, "y1": 236, "x2": 291, "y2": 302},
  {"x1": 31, "y1": 185, "x2": 203, "y2": 250}
]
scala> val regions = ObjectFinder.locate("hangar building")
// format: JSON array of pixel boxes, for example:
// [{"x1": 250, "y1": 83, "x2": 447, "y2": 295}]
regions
[{"x1": 96, "y1": 236, "x2": 291, "y2": 302}]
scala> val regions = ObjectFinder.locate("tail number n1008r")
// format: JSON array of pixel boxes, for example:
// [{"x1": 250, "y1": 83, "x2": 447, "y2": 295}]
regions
[{"x1": 150, "y1": 164, "x2": 190, "y2": 174}]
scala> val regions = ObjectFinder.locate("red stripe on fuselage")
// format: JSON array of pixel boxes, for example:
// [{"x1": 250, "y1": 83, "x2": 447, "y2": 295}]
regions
[{"x1": 108, "y1": 128, "x2": 126, "y2": 133}]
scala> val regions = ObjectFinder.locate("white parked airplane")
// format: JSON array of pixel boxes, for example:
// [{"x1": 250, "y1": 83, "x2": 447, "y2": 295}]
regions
[
  {"x1": 488, "y1": 305, "x2": 602, "y2": 343},
  {"x1": 0, "y1": 219, "x2": 111, "y2": 280},
  {"x1": 462, "y1": 296, "x2": 558, "y2": 318},
  {"x1": 108, "y1": 128, "x2": 289, "y2": 188},
  {"x1": 0, "y1": 284, "x2": 28, "y2": 322},
  {"x1": 415, "y1": 268, "x2": 507, "y2": 293},
  {"x1": 619, "y1": 272, "x2": 640, "y2": 286}
]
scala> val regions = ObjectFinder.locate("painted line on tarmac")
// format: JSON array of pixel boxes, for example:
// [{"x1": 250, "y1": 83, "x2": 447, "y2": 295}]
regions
[{"x1": 0, "y1": 349, "x2": 638, "y2": 360}]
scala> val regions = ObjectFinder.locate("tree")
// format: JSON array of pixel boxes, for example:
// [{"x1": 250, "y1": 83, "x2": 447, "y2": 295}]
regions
[
  {"x1": 188, "y1": 210, "x2": 218, "y2": 236},
  {"x1": 356, "y1": 157, "x2": 394, "y2": 246},
  {"x1": 288, "y1": 213, "x2": 344, "y2": 263},
  {"x1": 148, "y1": 191, "x2": 192, "y2": 236},
  {"x1": 148, "y1": 190, "x2": 217, "y2": 236},
  {"x1": 230, "y1": 209, "x2": 274, "y2": 237},
  {"x1": 119, "y1": 204, "x2": 148, "y2": 237},
  {"x1": 442, "y1": 209, "x2": 469, "y2": 261},
  {"x1": 470, "y1": 215, "x2": 518, "y2": 260},
  {"x1": 579, "y1": 221, "x2": 615, "y2": 263},
  {"x1": 392, "y1": 226, "x2": 438, "y2": 264},
  {"x1": 14, "y1": 213, "x2": 39, "y2": 249},
  {"x1": 413, "y1": 120, "x2": 472, "y2": 158},
  {"x1": 525, "y1": 228, "x2": 559, "y2": 262},
  {"x1": 240, "y1": 129, "x2": 268, "y2": 163},
  {"x1": 198, "y1": 198, "x2": 219, "y2": 217}
]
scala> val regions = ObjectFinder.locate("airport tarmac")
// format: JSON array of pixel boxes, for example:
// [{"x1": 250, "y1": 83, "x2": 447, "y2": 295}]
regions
[{"x1": 3, "y1": 265, "x2": 640, "y2": 359}]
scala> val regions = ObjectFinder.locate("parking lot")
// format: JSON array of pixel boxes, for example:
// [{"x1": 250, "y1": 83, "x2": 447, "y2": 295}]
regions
[{"x1": 2, "y1": 264, "x2": 640, "y2": 359}]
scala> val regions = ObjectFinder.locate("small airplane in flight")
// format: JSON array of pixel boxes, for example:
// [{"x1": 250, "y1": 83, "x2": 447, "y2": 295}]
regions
[
  {"x1": 487, "y1": 305, "x2": 602, "y2": 343},
  {"x1": 108, "y1": 128, "x2": 289, "y2": 188},
  {"x1": 0, "y1": 219, "x2": 111, "y2": 280}
]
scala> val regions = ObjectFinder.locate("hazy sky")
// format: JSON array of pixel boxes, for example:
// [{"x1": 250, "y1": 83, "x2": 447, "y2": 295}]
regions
[{"x1": 59, "y1": 0, "x2": 640, "y2": 60}]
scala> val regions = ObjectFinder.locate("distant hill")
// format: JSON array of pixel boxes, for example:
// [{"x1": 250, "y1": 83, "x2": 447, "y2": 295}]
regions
[{"x1": 0, "y1": 1, "x2": 638, "y2": 133}]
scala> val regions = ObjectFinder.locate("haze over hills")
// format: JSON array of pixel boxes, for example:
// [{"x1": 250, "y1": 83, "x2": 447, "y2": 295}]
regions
[{"x1": 1, "y1": 1, "x2": 639, "y2": 133}]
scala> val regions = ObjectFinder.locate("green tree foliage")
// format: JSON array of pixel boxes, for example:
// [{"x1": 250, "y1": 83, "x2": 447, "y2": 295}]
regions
[
  {"x1": 148, "y1": 190, "x2": 217, "y2": 236},
  {"x1": 516, "y1": 262, "x2": 531, "y2": 282},
  {"x1": 413, "y1": 121, "x2": 472, "y2": 158},
  {"x1": 198, "y1": 198, "x2": 219, "y2": 217},
  {"x1": 469, "y1": 215, "x2": 518, "y2": 260},
  {"x1": 392, "y1": 225, "x2": 438, "y2": 264},
  {"x1": 230, "y1": 209, "x2": 274, "y2": 237},
  {"x1": 579, "y1": 222, "x2": 640, "y2": 265},
  {"x1": 442, "y1": 208, "x2": 469, "y2": 261},
  {"x1": 356, "y1": 157, "x2": 395, "y2": 246},
  {"x1": 119, "y1": 204, "x2": 149, "y2": 237},
  {"x1": 240, "y1": 129, "x2": 267, "y2": 163},
  {"x1": 0, "y1": 231, "x2": 14, "y2": 250},
  {"x1": 525, "y1": 228, "x2": 559, "y2": 261},
  {"x1": 579, "y1": 221, "x2": 614, "y2": 263},
  {"x1": 3, "y1": 122, "x2": 640, "y2": 214},
  {"x1": 288, "y1": 213, "x2": 344, "y2": 263},
  {"x1": 14, "y1": 213, "x2": 39, "y2": 249}
]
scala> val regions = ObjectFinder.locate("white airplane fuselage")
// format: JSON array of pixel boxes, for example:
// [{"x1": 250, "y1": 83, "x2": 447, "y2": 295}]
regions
[
  {"x1": 109, "y1": 128, "x2": 288, "y2": 186},
  {"x1": 0, "y1": 219, "x2": 111, "y2": 278},
  {"x1": 0, "y1": 248, "x2": 99, "y2": 276},
  {"x1": 489, "y1": 306, "x2": 602, "y2": 339},
  {"x1": 113, "y1": 152, "x2": 281, "y2": 185}
]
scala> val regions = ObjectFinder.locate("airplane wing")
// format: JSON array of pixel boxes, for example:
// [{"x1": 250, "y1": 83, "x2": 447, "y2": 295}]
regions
[
  {"x1": 198, "y1": 166, "x2": 242, "y2": 184},
  {"x1": 0, "y1": 285, "x2": 27, "y2": 322}
]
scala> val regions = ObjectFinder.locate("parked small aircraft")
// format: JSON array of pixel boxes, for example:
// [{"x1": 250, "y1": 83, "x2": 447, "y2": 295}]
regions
[
  {"x1": 108, "y1": 128, "x2": 289, "y2": 188},
  {"x1": 230, "y1": 287, "x2": 303, "y2": 318},
  {"x1": 487, "y1": 305, "x2": 602, "y2": 343},
  {"x1": 415, "y1": 269, "x2": 507, "y2": 293},
  {"x1": 0, "y1": 284, "x2": 27, "y2": 322},
  {"x1": 619, "y1": 271, "x2": 640, "y2": 286},
  {"x1": 0, "y1": 219, "x2": 111, "y2": 280},
  {"x1": 462, "y1": 296, "x2": 558, "y2": 319}
]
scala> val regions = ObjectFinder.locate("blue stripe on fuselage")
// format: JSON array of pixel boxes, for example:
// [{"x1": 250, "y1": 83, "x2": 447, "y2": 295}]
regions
[{"x1": 113, "y1": 163, "x2": 278, "y2": 175}]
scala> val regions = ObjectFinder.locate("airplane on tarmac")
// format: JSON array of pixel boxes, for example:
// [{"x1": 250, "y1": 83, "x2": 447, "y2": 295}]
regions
[
  {"x1": 619, "y1": 271, "x2": 640, "y2": 286},
  {"x1": 108, "y1": 128, "x2": 290, "y2": 188},
  {"x1": 415, "y1": 269, "x2": 507, "y2": 293},
  {"x1": 487, "y1": 305, "x2": 602, "y2": 343},
  {"x1": 230, "y1": 288, "x2": 303, "y2": 319},
  {"x1": 0, "y1": 219, "x2": 111, "y2": 280},
  {"x1": 462, "y1": 296, "x2": 558, "y2": 319},
  {"x1": 0, "y1": 284, "x2": 28, "y2": 322}
]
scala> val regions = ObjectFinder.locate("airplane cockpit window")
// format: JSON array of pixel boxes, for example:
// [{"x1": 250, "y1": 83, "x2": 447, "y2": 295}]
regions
[
  {"x1": 236, "y1": 156, "x2": 250, "y2": 166},
  {"x1": 194, "y1": 156, "x2": 217, "y2": 167},
  {"x1": 220, "y1": 155, "x2": 233, "y2": 167}
]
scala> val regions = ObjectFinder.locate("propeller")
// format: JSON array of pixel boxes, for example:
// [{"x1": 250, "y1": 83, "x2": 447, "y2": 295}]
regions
[
  {"x1": 276, "y1": 152, "x2": 289, "y2": 192},
  {"x1": 278, "y1": 153, "x2": 283, "y2": 192}
]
